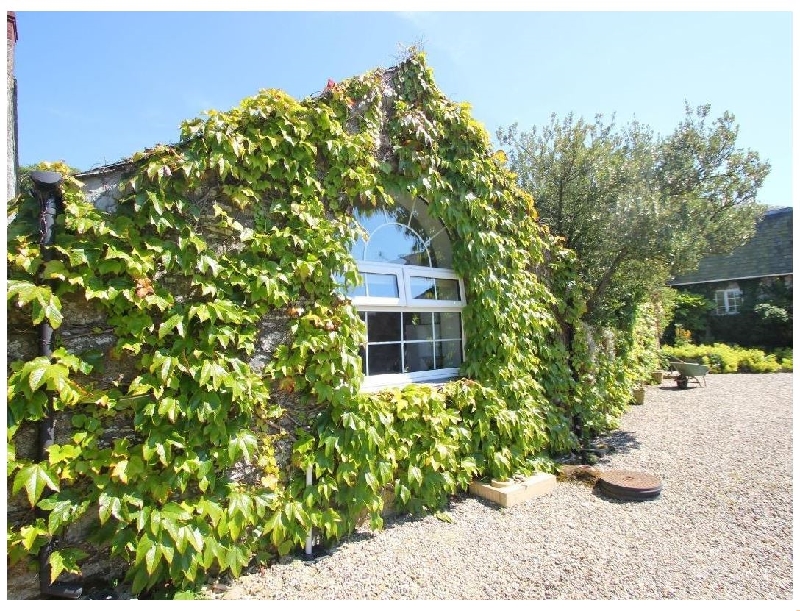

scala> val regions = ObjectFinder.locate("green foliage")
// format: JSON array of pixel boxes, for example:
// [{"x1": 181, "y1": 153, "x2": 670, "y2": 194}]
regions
[
  {"x1": 773, "y1": 348, "x2": 793, "y2": 372},
  {"x1": 568, "y1": 301, "x2": 664, "y2": 437},
  {"x1": 669, "y1": 291, "x2": 715, "y2": 344},
  {"x1": 662, "y1": 343, "x2": 791, "y2": 374},
  {"x1": 752, "y1": 296, "x2": 792, "y2": 349},
  {"x1": 498, "y1": 105, "x2": 770, "y2": 328},
  {"x1": 668, "y1": 278, "x2": 792, "y2": 350},
  {"x1": 754, "y1": 303, "x2": 789, "y2": 325},
  {"x1": 6, "y1": 54, "x2": 641, "y2": 595}
]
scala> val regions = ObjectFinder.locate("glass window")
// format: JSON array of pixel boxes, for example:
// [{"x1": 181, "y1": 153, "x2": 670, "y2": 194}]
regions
[
  {"x1": 714, "y1": 288, "x2": 742, "y2": 315},
  {"x1": 362, "y1": 273, "x2": 399, "y2": 298},
  {"x1": 347, "y1": 196, "x2": 465, "y2": 389},
  {"x1": 359, "y1": 311, "x2": 463, "y2": 377},
  {"x1": 409, "y1": 276, "x2": 461, "y2": 301}
]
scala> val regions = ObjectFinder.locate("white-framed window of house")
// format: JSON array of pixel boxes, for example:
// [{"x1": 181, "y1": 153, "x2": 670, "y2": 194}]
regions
[
  {"x1": 345, "y1": 194, "x2": 465, "y2": 390},
  {"x1": 714, "y1": 287, "x2": 743, "y2": 315}
]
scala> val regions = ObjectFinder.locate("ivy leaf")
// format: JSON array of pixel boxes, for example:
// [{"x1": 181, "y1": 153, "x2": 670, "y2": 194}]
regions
[
  {"x1": 98, "y1": 492, "x2": 123, "y2": 525},
  {"x1": 49, "y1": 548, "x2": 87, "y2": 584},
  {"x1": 41, "y1": 259, "x2": 68, "y2": 281},
  {"x1": 201, "y1": 538, "x2": 222, "y2": 571},
  {"x1": 37, "y1": 497, "x2": 76, "y2": 534},
  {"x1": 228, "y1": 431, "x2": 257, "y2": 464},
  {"x1": 135, "y1": 533, "x2": 157, "y2": 572},
  {"x1": 159, "y1": 535, "x2": 175, "y2": 566},
  {"x1": 361, "y1": 471, "x2": 377, "y2": 492},
  {"x1": 434, "y1": 511, "x2": 453, "y2": 523},
  {"x1": 161, "y1": 502, "x2": 191, "y2": 523},
  {"x1": 158, "y1": 397, "x2": 180, "y2": 423},
  {"x1": 27, "y1": 360, "x2": 49, "y2": 392},
  {"x1": 197, "y1": 254, "x2": 221, "y2": 277},
  {"x1": 198, "y1": 360, "x2": 227, "y2": 389},
  {"x1": 158, "y1": 314, "x2": 185, "y2": 339},
  {"x1": 7, "y1": 442, "x2": 16, "y2": 476},
  {"x1": 111, "y1": 459, "x2": 130, "y2": 484},
  {"x1": 145, "y1": 538, "x2": 162, "y2": 574},
  {"x1": 187, "y1": 526, "x2": 204, "y2": 553},
  {"x1": 20, "y1": 523, "x2": 47, "y2": 551},
  {"x1": 31, "y1": 291, "x2": 64, "y2": 329},
  {"x1": 189, "y1": 303, "x2": 211, "y2": 323},
  {"x1": 7, "y1": 279, "x2": 39, "y2": 307},
  {"x1": 198, "y1": 499, "x2": 223, "y2": 526},
  {"x1": 12, "y1": 463, "x2": 60, "y2": 507},
  {"x1": 264, "y1": 510, "x2": 285, "y2": 548},
  {"x1": 130, "y1": 565, "x2": 150, "y2": 595}
]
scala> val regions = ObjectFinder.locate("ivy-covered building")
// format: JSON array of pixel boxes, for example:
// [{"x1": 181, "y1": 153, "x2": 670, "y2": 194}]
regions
[
  {"x1": 667, "y1": 206, "x2": 793, "y2": 347},
  {"x1": 7, "y1": 54, "x2": 659, "y2": 598}
]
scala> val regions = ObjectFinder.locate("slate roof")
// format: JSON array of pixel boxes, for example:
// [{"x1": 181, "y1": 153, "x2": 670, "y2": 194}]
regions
[{"x1": 668, "y1": 206, "x2": 793, "y2": 286}]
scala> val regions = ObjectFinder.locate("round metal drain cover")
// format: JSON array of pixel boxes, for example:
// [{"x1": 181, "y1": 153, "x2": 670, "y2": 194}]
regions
[{"x1": 597, "y1": 470, "x2": 662, "y2": 501}]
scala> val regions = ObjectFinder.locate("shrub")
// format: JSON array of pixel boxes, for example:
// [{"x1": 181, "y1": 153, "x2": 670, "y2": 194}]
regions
[
  {"x1": 737, "y1": 349, "x2": 781, "y2": 373},
  {"x1": 771, "y1": 347, "x2": 793, "y2": 372},
  {"x1": 661, "y1": 343, "x2": 792, "y2": 374}
]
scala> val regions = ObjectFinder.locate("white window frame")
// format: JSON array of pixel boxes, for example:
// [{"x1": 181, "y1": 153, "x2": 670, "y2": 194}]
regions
[
  {"x1": 350, "y1": 262, "x2": 466, "y2": 309},
  {"x1": 714, "y1": 288, "x2": 743, "y2": 315},
  {"x1": 351, "y1": 262, "x2": 466, "y2": 391}
]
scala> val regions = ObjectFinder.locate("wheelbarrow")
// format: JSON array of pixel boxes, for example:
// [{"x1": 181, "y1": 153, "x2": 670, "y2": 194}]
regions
[{"x1": 668, "y1": 360, "x2": 709, "y2": 389}]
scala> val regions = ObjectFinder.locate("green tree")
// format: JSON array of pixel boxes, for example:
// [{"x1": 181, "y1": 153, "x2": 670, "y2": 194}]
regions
[
  {"x1": 667, "y1": 290, "x2": 715, "y2": 344},
  {"x1": 497, "y1": 104, "x2": 770, "y2": 328}
]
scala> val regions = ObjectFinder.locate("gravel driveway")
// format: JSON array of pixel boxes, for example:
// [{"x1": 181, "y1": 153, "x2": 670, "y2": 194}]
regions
[{"x1": 210, "y1": 373, "x2": 793, "y2": 600}]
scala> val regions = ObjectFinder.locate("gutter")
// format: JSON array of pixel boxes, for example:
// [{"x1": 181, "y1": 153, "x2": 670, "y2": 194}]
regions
[
  {"x1": 668, "y1": 272, "x2": 793, "y2": 287},
  {"x1": 30, "y1": 170, "x2": 83, "y2": 599}
]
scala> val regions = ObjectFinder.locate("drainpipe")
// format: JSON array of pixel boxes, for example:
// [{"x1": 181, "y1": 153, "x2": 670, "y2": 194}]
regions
[
  {"x1": 31, "y1": 170, "x2": 83, "y2": 599},
  {"x1": 304, "y1": 464, "x2": 314, "y2": 559}
]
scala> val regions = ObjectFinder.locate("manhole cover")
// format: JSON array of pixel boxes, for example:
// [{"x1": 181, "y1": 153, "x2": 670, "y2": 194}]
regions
[{"x1": 597, "y1": 469, "x2": 662, "y2": 501}]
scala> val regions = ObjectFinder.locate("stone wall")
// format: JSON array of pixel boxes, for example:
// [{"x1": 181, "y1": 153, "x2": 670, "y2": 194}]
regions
[{"x1": 6, "y1": 166, "x2": 319, "y2": 598}]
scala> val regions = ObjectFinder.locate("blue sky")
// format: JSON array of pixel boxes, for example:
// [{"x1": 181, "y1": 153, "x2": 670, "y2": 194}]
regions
[{"x1": 11, "y1": 7, "x2": 795, "y2": 207}]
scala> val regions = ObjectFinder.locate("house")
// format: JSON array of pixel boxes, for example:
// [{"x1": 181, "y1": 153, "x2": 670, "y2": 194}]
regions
[
  {"x1": 667, "y1": 206, "x2": 793, "y2": 347},
  {"x1": 7, "y1": 53, "x2": 584, "y2": 598}
]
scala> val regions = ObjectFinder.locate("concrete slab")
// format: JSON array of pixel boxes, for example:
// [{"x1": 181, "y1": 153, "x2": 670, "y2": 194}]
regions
[{"x1": 468, "y1": 473, "x2": 557, "y2": 507}]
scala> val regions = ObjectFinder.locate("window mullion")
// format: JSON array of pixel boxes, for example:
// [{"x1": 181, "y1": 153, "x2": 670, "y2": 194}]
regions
[
  {"x1": 400, "y1": 312, "x2": 406, "y2": 374},
  {"x1": 431, "y1": 312, "x2": 438, "y2": 369},
  {"x1": 400, "y1": 268, "x2": 412, "y2": 306},
  {"x1": 363, "y1": 313, "x2": 369, "y2": 376}
]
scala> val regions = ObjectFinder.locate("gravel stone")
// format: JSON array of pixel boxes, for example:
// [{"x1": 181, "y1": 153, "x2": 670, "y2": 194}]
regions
[{"x1": 210, "y1": 373, "x2": 792, "y2": 600}]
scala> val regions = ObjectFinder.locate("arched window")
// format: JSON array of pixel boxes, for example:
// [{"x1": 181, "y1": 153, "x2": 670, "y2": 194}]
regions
[{"x1": 347, "y1": 194, "x2": 465, "y2": 390}]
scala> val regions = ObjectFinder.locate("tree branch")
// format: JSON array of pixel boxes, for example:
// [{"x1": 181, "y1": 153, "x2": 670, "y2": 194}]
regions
[{"x1": 585, "y1": 248, "x2": 628, "y2": 316}]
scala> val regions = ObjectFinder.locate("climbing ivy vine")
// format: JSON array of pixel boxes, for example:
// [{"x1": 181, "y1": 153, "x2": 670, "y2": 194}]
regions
[{"x1": 7, "y1": 53, "x2": 656, "y2": 596}]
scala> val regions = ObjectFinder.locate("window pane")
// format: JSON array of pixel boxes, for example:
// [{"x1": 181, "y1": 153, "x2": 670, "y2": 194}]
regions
[
  {"x1": 409, "y1": 276, "x2": 461, "y2": 301},
  {"x1": 404, "y1": 312, "x2": 434, "y2": 341},
  {"x1": 435, "y1": 278, "x2": 460, "y2": 301},
  {"x1": 435, "y1": 312, "x2": 462, "y2": 340},
  {"x1": 352, "y1": 197, "x2": 452, "y2": 268},
  {"x1": 348, "y1": 273, "x2": 367, "y2": 297},
  {"x1": 436, "y1": 340, "x2": 463, "y2": 369},
  {"x1": 366, "y1": 311, "x2": 401, "y2": 343},
  {"x1": 356, "y1": 208, "x2": 393, "y2": 235},
  {"x1": 368, "y1": 343, "x2": 403, "y2": 375},
  {"x1": 405, "y1": 342, "x2": 436, "y2": 372},
  {"x1": 410, "y1": 276, "x2": 437, "y2": 300},
  {"x1": 365, "y1": 224, "x2": 430, "y2": 266},
  {"x1": 364, "y1": 273, "x2": 399, "y2": 298}
]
